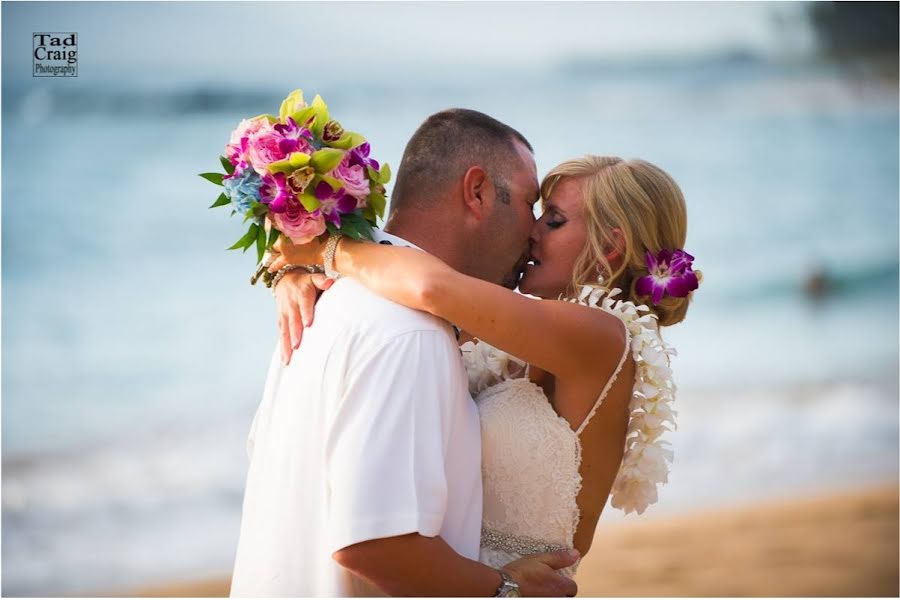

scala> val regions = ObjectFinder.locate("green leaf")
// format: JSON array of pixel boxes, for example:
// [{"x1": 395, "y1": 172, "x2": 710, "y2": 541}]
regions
[
  {"x1": 200, "y1": 172, "x2": 224, "y2": 186},
  {"x1": 267, "y1": 226, "x2": 280, "y2": 250},
  {"x1": 377, "y1": 163, "x2": 392, "y2": 185},
  {"x1": 310, "y1": 148, "x2": 345, "y2": 174},
  {"x1": 241, "y1": 202, "x2": 258, "y2": 223},
  {"x1": 242, "y1": 224, "x2": 260, "y2": 253},
  {"x1": 341, "y1": 213, "x2": 374, "y2": 241},
  {"x1": 340, "y1": 212, "x2": 375, "y2": 241},
  {"x1": 219, "y1": 155, "x2": 234, "y2": 175},
  {"x1": 356, "y1": 218, "x2": 375, "y2": 241},
  {"x1": 227, "y1": 223, "x2": 259, "y2": 251},
  {"x1": 368, "y1": 191, "x2": 387, "y2": 220},
  {"x1": 256, "y1": 224, "x2": 267, "y2": 263},
  {"x1": 340, "y1": 217, "x2": 360, "y2": 240},
  {"x1": 209, "y1": 193, "x2": 230, "y2": 209},
  {"x1": 366, "y1": 164, "x2": 391, "y2": 186}
]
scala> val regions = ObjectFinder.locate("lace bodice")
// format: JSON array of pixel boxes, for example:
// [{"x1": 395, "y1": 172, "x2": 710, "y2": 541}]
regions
[
  {"x1": 471, "y1": 375, "x2": 584, "y2": 576},
  {"x1": 461, "y1": 287, "x2": 678, "y2": 577}
]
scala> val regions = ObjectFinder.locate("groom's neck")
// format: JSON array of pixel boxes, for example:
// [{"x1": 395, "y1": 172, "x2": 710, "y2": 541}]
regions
[{"x1": 384, "y1": 220, "x2": 465, "y2": 274}]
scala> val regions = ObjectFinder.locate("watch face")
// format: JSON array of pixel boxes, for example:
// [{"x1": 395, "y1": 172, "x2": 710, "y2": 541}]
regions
[{"x1": 508, "y1": 589, "x2": 522, "y2": 598}]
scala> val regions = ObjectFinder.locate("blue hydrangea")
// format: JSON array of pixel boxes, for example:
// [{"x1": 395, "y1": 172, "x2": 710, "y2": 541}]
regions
[{"x1": 223, "y1": 169, "x2": 263, "y2": 215}]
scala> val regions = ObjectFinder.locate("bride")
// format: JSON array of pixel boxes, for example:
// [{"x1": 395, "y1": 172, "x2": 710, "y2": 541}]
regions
[{"x1": 269, "y1": 154, "x2": 698, "y2": 579}]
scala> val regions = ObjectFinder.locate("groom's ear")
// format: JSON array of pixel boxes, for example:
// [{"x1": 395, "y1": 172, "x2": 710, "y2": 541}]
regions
[{"x1": 462, "y1": 165, "x2": 491, "y2": 220}]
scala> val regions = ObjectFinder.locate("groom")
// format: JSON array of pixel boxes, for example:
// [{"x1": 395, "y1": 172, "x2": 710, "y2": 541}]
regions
[{"x1": 230, "y1": 109, "x2": 579, "y2": 597}]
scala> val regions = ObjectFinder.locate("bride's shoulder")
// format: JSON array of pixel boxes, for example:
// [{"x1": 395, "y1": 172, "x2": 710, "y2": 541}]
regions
[{"x1": 568, "y1": 285, "x2": 658, "y2": 339}]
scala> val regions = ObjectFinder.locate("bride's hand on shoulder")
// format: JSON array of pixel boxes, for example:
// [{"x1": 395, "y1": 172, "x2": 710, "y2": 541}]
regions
[{"x1": 273, "y1": 271, "x2": 334, "y2": 366}]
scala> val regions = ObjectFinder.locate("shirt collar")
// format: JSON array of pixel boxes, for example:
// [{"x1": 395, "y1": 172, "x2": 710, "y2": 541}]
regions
[
  {"x1": 372, "y1": 229, "x2": 425, "y2": 252},
  {"x1": 370, "y1": 229, "x2": 459, "y2": 340}
]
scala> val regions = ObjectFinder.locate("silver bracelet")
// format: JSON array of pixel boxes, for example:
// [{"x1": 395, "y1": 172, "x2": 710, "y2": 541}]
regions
[
  {"x1": 270, "y1": 264, "x2": 324, "y2": 296},
  {"x1": 324, "y1": 234, "x2": 343, "y2": 280}
]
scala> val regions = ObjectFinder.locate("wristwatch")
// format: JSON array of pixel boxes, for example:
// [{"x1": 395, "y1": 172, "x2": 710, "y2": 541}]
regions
[{"x1": 494, "y1": 570, "x2": 521, "y2": 597}]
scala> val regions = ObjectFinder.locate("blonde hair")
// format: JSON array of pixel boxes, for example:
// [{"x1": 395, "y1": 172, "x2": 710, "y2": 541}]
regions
[{"x1": 541, "y1": 156, "x2": 698, "y2": 327}]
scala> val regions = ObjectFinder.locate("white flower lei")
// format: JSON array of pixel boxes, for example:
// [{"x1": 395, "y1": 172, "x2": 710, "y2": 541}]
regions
[
  {"x1": 460, "y1": 339, "x2": 527, "y2": 395},
  {"x1": 568, "y1": 285, "x2": 678, "y2": 515}
]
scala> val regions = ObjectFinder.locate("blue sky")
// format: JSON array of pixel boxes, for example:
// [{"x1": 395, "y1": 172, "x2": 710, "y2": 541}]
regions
[{"x1": 3, "y1": 2, "x2": 815, "y2": 87}]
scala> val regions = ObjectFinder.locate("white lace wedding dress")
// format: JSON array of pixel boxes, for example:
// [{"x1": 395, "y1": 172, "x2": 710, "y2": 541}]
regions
[{"x1": 461, "y1": 288, "x2": 678, "y2": 578}]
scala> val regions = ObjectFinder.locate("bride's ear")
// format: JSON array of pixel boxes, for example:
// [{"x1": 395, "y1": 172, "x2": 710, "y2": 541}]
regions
[{"x1": 602, "y1": 227, "x2": 626, "y2": 265}]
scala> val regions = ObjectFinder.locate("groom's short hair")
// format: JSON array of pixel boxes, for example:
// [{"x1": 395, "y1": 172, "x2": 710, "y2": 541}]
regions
[{"x1": 391, "y1": 109, "x2": 533, "y2": 209}]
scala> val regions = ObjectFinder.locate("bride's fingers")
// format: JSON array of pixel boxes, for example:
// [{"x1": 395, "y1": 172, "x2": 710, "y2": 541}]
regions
[
  {"x1": 268, "y1": 255, "x2": 288, "y2": 274},
  {"x1": 310, "y1": 273, "x2": 334, "y2": 291},
  {"x1": 297, "y1": 285, "x2": 318, "y2": 328},
  {"x1": 287, "y1": 299, "x2": 303, "y2": 350},
  {"x1": 279, "y1": 313, "x2": 292, "y2": 366}
]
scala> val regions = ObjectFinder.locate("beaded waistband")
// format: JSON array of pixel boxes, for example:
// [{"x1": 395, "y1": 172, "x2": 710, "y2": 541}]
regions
[{"x1": 481, "y1": 527, "x2": 569, "y2": 556}]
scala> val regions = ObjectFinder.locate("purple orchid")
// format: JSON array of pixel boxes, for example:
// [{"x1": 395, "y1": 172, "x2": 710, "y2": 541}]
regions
[
  {"x1": 635, "y1": 249, "x2": 699, "y2": 304},
  {"x1": 314, "y1": 181, "x2": 357, "y2": 227},
  {"x1": 258, "y1": 172, "x2": 294, "y2": 213},
  {"x1": 225, "y1": 137, "x2": 252, "y2": 180},
  {"x1": 272, "y1": 117, "x2": 315, "y2": 156},
  {"x1": 348, "y1": 142, "x2": 380, "y2": 172}
]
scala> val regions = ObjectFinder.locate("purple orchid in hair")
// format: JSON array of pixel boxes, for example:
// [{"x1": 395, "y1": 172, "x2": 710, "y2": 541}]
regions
[
  {"x1": 635, "y1": 249, "x2": 699, "y2": 304},
  {"x1": 314, "y1": 181, "x2": 357, "y2": 227},
  {"x1": 258, "y1": 172, "x2": 294, "y2": 213}
]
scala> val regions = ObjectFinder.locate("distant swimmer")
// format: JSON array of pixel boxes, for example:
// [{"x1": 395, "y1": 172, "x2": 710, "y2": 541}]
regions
[{"x1": 804, "y1": 266, "x2": 831, "y2": 300}]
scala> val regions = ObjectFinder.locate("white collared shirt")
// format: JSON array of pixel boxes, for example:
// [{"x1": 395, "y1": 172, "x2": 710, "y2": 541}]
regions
[{"x1": 230, "y1": 231, "x2": 482, "y2": 597}]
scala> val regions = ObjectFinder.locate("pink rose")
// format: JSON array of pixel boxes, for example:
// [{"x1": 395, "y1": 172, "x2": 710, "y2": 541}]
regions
[
  {"x1": 246, "y1": 118, "x2": 315, "y2": 177},
  {"x1": 245, "y1": 123, "x2": 284, "y2": 176},
  {"x1": 225, "y1": 117, "x2": 268, "y2": 165},
  {"x1": 272, "y1": 198, "x2": 326, "y2": 244},
  {"x1": 330, "y1": 155, "x2": 371, "y2": 207}
]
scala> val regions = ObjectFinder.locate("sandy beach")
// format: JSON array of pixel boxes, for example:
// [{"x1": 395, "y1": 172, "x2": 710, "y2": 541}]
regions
[{"x1": 116, "y1": 485, "x2": 898, "y2": 598}]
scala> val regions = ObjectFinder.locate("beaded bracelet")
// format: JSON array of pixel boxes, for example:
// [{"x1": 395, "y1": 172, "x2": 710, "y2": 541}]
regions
[{"x1": 324, "y1": 234, "x2": 343, "y2": 280}]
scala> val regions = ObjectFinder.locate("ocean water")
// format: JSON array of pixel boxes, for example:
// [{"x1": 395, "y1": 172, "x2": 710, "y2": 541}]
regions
[{"x1": 2, "y1": 65, "x2": 898, "y2": 595}]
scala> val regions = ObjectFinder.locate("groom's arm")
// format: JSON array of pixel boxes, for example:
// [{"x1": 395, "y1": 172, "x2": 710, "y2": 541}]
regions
[
  {"x1": 324, "y1": 328, "x2": 577, "y2": 596},
  {"x1": 335, "y1": 533, "x2": 579, "y2": 597},
  {"x1": 334, "y1": 533, "x2": 501, "y2": 596}
]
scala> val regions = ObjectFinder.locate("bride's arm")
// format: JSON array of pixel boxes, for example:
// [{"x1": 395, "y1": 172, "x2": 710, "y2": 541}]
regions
[{"x1": 270, "y1": 236, "x2": 626, "y2": 381}]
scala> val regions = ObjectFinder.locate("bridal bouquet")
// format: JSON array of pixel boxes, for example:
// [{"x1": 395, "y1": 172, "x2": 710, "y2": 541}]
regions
[{"x1": 200, "y1": 89, "x2": 390, "y2": 265}]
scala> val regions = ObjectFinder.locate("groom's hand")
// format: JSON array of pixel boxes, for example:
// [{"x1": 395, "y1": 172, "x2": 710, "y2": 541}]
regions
[
  {"x1": 275, "y1": 271, "x2": 333, "y2": 365},
  {"x1": 503, "y1": 549, "x2": 580, "y2": 597}
]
